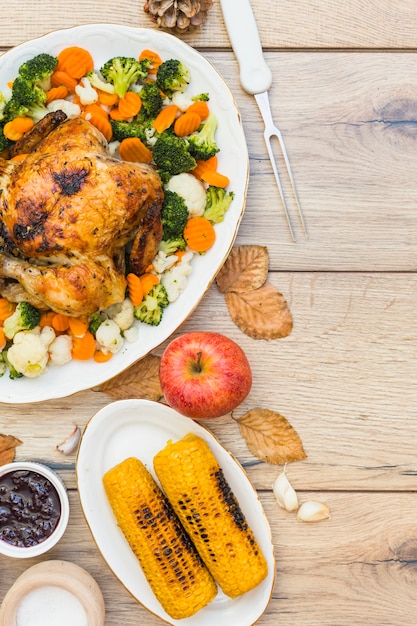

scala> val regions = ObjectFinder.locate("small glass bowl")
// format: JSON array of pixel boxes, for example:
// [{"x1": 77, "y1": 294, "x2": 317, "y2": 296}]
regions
[{"x1": 0, "y1": 461, "x2": 69, "y2": 559}]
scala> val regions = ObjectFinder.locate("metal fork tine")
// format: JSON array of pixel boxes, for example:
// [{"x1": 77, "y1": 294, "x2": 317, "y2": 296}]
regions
[{"x1": 255, "y1": 92, "x2": 307, "y2": 241}]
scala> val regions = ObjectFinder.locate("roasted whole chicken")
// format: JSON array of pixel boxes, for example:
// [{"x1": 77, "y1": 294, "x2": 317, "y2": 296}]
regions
[{"x1": 0, "y1": 113, "x2": 164, "y2": 316}]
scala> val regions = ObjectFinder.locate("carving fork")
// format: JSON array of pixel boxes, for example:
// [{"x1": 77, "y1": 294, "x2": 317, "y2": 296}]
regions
[{"x1": 220, "y1": 0, "x2": 307, "y2": 241}]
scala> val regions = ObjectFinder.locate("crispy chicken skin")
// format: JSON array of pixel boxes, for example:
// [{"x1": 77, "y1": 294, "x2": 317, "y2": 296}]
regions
[{"x1": 0, "y1": 116, "x2": 164, "y2": 316}]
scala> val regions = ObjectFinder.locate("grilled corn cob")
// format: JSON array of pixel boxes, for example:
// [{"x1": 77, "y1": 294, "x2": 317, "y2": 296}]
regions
[
  {"x1": 102, "y1": 457, "x2": 217, "y2": 619},
  {"x1": 153, "y1": 434, "x2": 268, "y2": 598}
]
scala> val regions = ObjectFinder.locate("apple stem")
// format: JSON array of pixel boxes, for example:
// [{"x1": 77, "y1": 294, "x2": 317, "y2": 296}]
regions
[{"x1": 194, "y1": 351, "x2": 203, "y2": 373}]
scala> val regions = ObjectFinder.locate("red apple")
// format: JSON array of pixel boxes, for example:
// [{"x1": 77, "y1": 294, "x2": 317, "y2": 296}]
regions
[{"x1": 159, "y1": 331, "x2": 252, "y2": 420}]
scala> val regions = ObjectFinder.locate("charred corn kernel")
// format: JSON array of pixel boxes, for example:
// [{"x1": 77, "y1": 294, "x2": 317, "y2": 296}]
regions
[
  {"x1": 153, "y1": 434, "x2": 268, "y2": 598},
  {"x1": 102, "y1": 457, "x2": 217, "y2": 619}
]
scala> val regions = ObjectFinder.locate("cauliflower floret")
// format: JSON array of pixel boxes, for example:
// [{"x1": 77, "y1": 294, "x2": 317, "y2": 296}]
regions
[
  {"x1": 47, "y1": 99, "x2": 81, "y2": 119},
  {"x1": 40, "y1": 325, "x2": 56, "y2": 347},
  {"x1": 95, "y1": 319, "x2": 123, "y2": 354},
  {"x1": 108, "y1": 140, "x2": 120, "y2": 157},
  {"x1": 49, "y1": 334, "x2": 73, "y2": 366},
  {"x1": 165, "y1": 173, "x2": 207, "y2": 217},
  {"x1": 123, "y1": 323, "x2": 139, "y2": 343},
  {"x1": 152, "y1": 251, "x2": 178, "y2": 274},
  {"x1": 75, "y1": 76, "x2": 99, "y2": 105},
  {"x1": 171, "y1": 91, "x2": 195, "y2": 112},
  {"x1": 161, "y1": 255, "x2": 194, "y2": 303},
  {"x1": 103, "y1": 298, "x2": 135, "y2": 331},
  {"x1": 7, "y1": 329, "x2": 49, "y2": 378}
]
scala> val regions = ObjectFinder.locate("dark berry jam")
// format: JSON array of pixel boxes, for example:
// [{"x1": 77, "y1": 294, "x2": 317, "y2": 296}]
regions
[{"x1": 0, "y1": 469, "x2": 61, "y2": 548}]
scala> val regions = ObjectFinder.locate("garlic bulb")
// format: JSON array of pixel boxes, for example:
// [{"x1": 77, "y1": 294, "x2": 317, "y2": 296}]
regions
[
  {"x1": 272, "y1": 471, "x2": 299, "y2": 512},
  {"x1": 296, "y1": 501, "x2": 330, "y2": 523}
]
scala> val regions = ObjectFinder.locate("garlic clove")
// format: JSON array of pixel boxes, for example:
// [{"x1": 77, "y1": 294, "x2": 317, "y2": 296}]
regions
[
  {"x1": 56, "y1": 425, "x2": 81, "y2": 455},
  {"x1": 273, "y1": 471, "x2": 299, "y2": 512},
  {"x1": 296, "y1": 500, "x2": 330, "y2": 522}
]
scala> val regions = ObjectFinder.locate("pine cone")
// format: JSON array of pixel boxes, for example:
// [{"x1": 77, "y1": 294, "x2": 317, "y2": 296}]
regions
[{"x1": 144, "y1": 0, "x2": 213, "y2": 32}]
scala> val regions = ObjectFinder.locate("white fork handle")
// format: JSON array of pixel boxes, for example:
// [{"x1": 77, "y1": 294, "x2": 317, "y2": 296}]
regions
[{"x1": 220, "y1": 0, "x2": 272, "y2": 95}]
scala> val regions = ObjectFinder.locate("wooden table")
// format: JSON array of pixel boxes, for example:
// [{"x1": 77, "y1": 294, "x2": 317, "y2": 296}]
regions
[{"x1": 1, "y1": 2, "x2": 417, "y2": 624}]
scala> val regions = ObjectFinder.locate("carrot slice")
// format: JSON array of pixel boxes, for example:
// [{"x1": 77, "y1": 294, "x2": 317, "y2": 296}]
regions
[
  {"x1": 72, "y1": 331, "x2": 96, "y2": 360},
  {"x1": 191, "y1": 155, "x2": 218, "y2": 180},
  {"x1": 152, "y1": 104, "x2": 178, "y2": 134},
  {"x1": 97, "y1": 90, "x2": 119, "y2": 107},
  {"x1": 0, "y1": 328, "x2": 6, "y2": 350},
  {"x1": 200, "y1": 170, "x2": 230, "y2": 188},
  {"x1": 85, "y1": 112, "x2": 113, "y2": 142},
  {"x1": 117, "y1": 91, "x2": 142, "y2": 119},
  {"x1": 140, "y1": 273, "x2": 160, "y2": 296},
  {"x1": 57, "y1": 46, "x2": 94, "y2": 79},
  {"x1": 39, "y1": 311, "x2": 57, "y2": 328},
  {"x1": 184, "y1": 216, "x2": 216, "y2": 253},
  {"x1": 126, "y1": 272, "x2": 144, "y2": 306},
  {"x1": 119, "y1": 137, "x2": 153, "y2": 163},
  {"x1": 50, "y1": 70, "x2": 78, "y2": 93},
  {"x1": 52, "y1": 313, "x2": 70, "y2": 332},
  {"x1": 3, "y1": 117, "x2": 35, "y2": 141},
  {"x1": 186, "y1": 101, "x2": 209, "y2": 121},
  {"x1": 174, "y1": 111, "x2": 201, "y2": 137},
  {"x1": 139, "y1": 49, "x2": 163, "y2": 73},
  {"x1": 0, "y1": 298, "x2": 16, "y2": 322},
  {"x1": 45, "y1": 85, "x2": 68, "y2": 104},
  {"x1": 93, "y1": 349, "x2": 113, "y2": 363},
  {"x1": 68, "y1": 316, "x2": 89, "y2": 338}
]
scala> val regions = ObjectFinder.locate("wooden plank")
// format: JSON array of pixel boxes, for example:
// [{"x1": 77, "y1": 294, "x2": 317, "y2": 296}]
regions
[
  {"x1": 2, "y1": 270, "x2": 416, "y2": 493},
  {"x1": 1, "y1": 490, "x2": 416, "y2": 625},
  {"x1": 3, "y1": 0, "x2": 417, "y2": 49}
]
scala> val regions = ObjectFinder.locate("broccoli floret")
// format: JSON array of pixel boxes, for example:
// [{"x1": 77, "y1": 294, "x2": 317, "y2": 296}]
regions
[
  {"x1": 86, "y1": 70, "x2": 115, "y2": 94},
  {"x1": 3, "y1": 302, "x2": 41, "y2": 340},
  {"x1": 187, "y1": 112, "x2": 219, "y2": 161},
  {"x1": 100, "y1": 57, "x2": 151, "y2": 98},
  {"x1": 203, "y1": 186, "x2": 235, "y2": 224},
  {"x1": 139, "y1": 81, "x2": 163, "y2": 118},
  {"x1": 0, "y1": 126, "x2": 10, "y2": 153},
  {"x1": 161, "y1": 190, "x2": 189, "y2": 240},
  {"x1": 4, "y1": 75, "x2": 49, "y2": 122},
  {"x1": 18, "y1": 53, "x2": 58, "y2": 91},
  {"x1": 192, "y1": 93, "x2": 209, "y2": 102},
  {"x1": 88, "y1": 312, "x2": 103, "y2": 337},
  {"x1": 2, "y1": 351, "x2": 23, "y2": 380},
  {"x1": 156, "y1": 59, "x2": 190, "y2": 97},
  {"x1": 158, "y1": 237, "x2": 187, "y2": 256},
  {"x1": 152, "y1": 131, "x2": 196, "y2": 176},
  {"x1": 134, "y1": 284, "x2": 169, "y2": 326},
  {"x1": 110, "y1": 111, "x2": 158, "y2": 144}
]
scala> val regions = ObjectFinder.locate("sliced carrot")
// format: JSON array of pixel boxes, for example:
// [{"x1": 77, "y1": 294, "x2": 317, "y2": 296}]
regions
[
  {"x1": 52, "y1": 313, "x2": 70, "y2": 332},
  {"x1": 200, "y1": 170, "x2": 230, "y2": 188},
  {"x1": 71, "y1": 331, "x2": 96, "y2": 360},
  {"x1": 0, "y1": 298, "x2": 16, "y2": 322},
  {"x1": 126, "y1": 272, "x2": 144, "y2": 306},
  {"x1": 119, "y1": 137, "x2": 153, "y2": 163},
  {"x1": 10, "y1": 153, "x2": 29, "y2": 162},
  {"x1": 184, "y1": 216, "x2": 216, "y2": 253},
  {"x1": 140, "y1": 273, "x2": 160, "y2": 296},
  {"x1": 190, "y1": 155, "x2": 218, "y2": 180},
  {"x1": 85, "y1": 112, "x2": 113, "y2": 142},
  {"x1": 57, "y1": 46, "x2": 94, "y2": 79},
  {"x1": 39, "y1": 310, "x2": 57, "y2": 328},
  {"x1": 45, "y1": 85, "x2": 68, "y2": 105},
  {"x1": 50, "y1": 70, "x2": 78, "y2": 93},
  {"x1": 3, "y1": 117, "x2": 35, "y2": 141},
  {"x1": 97, "y1": 90, "x2": 119, "y2": 107},
  {"x1": 139, "y1": 49, "x2": 163, "y2": 73},
  {"x1": 186, "y1": 101, "x2": 209, "y2": 121},
  {"x1": 0, "y1": 327, "x2": 6, "y2": 350},
  {"x1": 174, "y1": 249, "x2": 187, "y2": 262},
  {"x1": 83, "y1": 103, "x2": 109, "y2": 120},
  {"x1": 174, "y1": 111, "x2": 201, "y2": 137},
  {"x1": 93, "y1": 349, "x2": 113, "y2": 363},
  {"x1": 109, "y1": 108, "x2": 126, "y2": 121},
  {"x1": 117, "y1": 91, "x2": 142, "y2": 119},
  {"x1": 68, "y1": 316, "x2": 89, "y2": 338},
  {"x1": 152, "y1": 104, "x2": 178, "y2": 134}
]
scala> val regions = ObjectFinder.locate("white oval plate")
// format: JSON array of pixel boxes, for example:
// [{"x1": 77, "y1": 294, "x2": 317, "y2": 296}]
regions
[
  {"x1": 76, "y1": 399, "x2": 275, "y2": 625},
  {"x1": 0, "y1": 24, "x2": 248, "y2": 403}
]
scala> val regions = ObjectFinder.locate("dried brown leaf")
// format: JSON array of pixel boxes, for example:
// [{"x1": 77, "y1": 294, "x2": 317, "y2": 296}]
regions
[
  {"x1": 236, "y1": 408, "x2": 307, "y2": 464},
  {"x1": 225, "y1": 283, "x2": 293, "y2": 339},
  {"x1": 0, "y1": 433, "x2": 22, "y2": 466},
  {"x1": 216, "y1": 245, "x2": 269, "y2": 294},
  {"x1": 94, "y1": 354, "x2": 163, "y2": 401}
]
